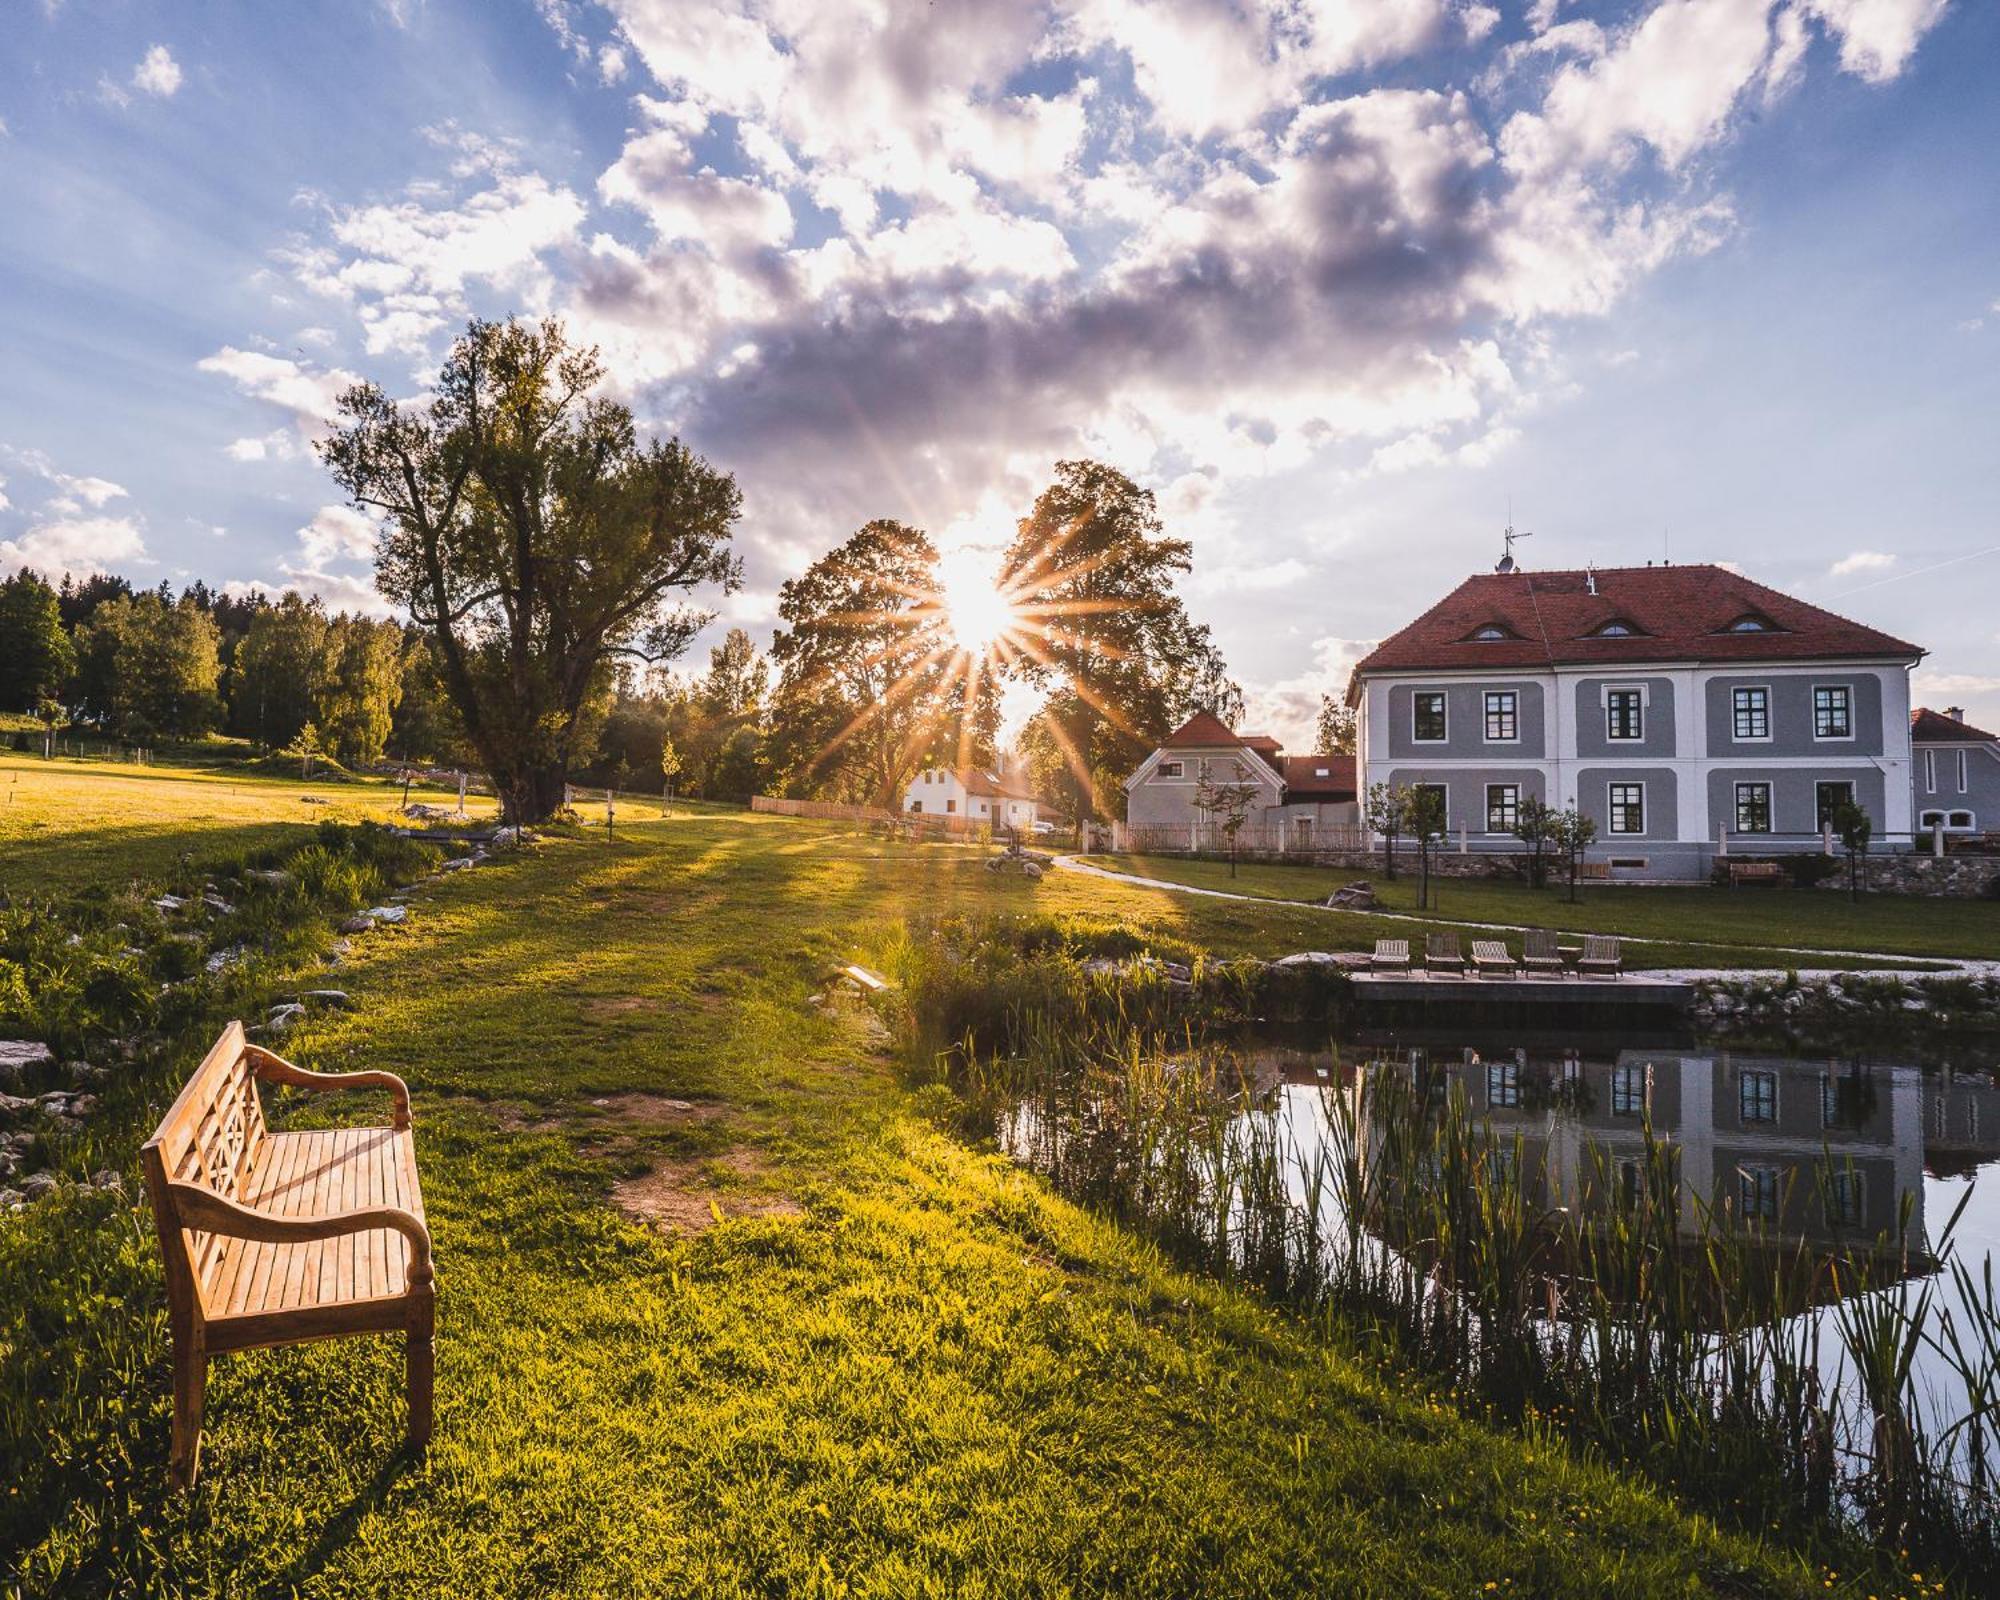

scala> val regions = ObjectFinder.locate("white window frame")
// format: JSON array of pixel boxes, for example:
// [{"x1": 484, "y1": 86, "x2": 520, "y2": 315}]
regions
[
  {"x1": 1812, "y1": 683, "x2": 1854, "y2": 742},
  {"x1": 1733, "y1": 781, "x2": 1773, "y2": 835},
  {"x1": 1731, "y1": 685, "x2": 1772, "y2": 743},
  {"x1": 1484, "y1": 783, "x2": 1520, "y2": 834},
  {"x1": 1814, "y1": 779, "x2": 1856, "y2": 834},
  {"x1": 1739, "y1": 1069, "x2": 1778, "y2": 1124},
  {"x1": 1603, "y1": 684, "x2": 1646, "y2": 743},
  {"x1": 1958, "y1": 748, "x2": 1970, "y2": 794},
  {"x1": 1606, "y1": 781, "x2": 1645, "y2": 836},
  {"x1": 1924, "y1": 749, "x2": 1937, "y2": 794},
  {"x1": 1486, "y1": 1062, "x2": 1520, "y2": 1109},
  {"x1": 1482, "y1": 689, "x2": 1518, "y2": 744},
  {"x1": 1154, "y1": 760, "x2": 1185, "y2": 780},
  {"x1": 1611, "y1": 1062, "x2": 1646, "y2": 1117},
  {"x1": 1738, "y1": 1165, "x2": 1781, "y2": 1222},
  {"x1": 1412, "y1": 690, "x2": 1449, "y2": 744},
  {"x1": 1949, "y1": 809, "x2": 1976, "y2": 831}
]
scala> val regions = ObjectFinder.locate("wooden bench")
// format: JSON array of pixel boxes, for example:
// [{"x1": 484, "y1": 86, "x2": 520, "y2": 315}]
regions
[
  {"x1": 1424, "y1": 933, "x2": 1466, "y2": 977},
  {"x1": 1369, "y1": 938, "x2": 1409, "y2": 972},
  {"x1": 1728, "y1": 862, "x2": 1785, "y2": 887},
  {"x1": 140, "y1": 1022, "x2": 434, "y2": 1487},
  {"x1": 1470, "y1": 939, "x2": 1517, "y2": 979},
  {"x1": 1578, "y1": 934, "x2": 1624, "y2": 979}
]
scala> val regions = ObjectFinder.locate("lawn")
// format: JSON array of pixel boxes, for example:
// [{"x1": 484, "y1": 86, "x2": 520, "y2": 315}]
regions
[
  {"x1": 1079, "y1": 852, "x2": 1999, "y2": 964},
  {"x1": 0, "y1": 752, "x2": 499, "y2": 894},
  {"x1": 0, "y1": 811, "x2": 1909, "y2": 1598}
]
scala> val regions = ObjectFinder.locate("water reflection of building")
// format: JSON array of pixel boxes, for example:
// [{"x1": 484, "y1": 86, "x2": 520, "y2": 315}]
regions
[{"x1": 1301, "y1": 1043, "x2": 2000, "y2": 1271}]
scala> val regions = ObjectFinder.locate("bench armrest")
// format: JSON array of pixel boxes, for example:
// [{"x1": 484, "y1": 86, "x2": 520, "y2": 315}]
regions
[
  {"x1": 168, "y1": 1182, "x2": 433, "y2": 1287},
  {"x1": 245, "y1": 1044, "x2": 411, "y2": 1130}
]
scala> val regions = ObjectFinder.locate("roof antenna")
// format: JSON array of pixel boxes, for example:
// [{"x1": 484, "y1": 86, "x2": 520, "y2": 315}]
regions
[
  {"x1": 1586, "y1": 562, "x2": 1598, "y2": 596},
  {"x1": 1496, "y1": 508, "x2": 1532, "y2": 574}
]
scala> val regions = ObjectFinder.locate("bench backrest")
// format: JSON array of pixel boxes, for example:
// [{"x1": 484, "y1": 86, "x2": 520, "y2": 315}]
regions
[
  {"x1": 1426, "y1": 933, "x2": 1461, "y2": 961},
  {"x1": 1523, "y1": 930, "x2": 1560, "y2": 959},
  {"x1": 1471, "y1": 940, "x2": 1510, "y2": 962},
  {"x1": 141, "y1": 1023, "x2": 268, "y2": 1317},
  {"x1": 1581, "y1": 935, "x2": 1620, "y2": 963},
  {"x1": 1375, "y1": 939, "x2": 1407, "y2": 960}
]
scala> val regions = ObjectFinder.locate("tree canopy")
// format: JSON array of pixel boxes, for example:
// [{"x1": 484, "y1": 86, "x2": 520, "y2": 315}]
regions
[
  {"x1": 319, "y1": 316, "x2": 742, "y2": 821},
  {"x1": 0, "y1": 571, "x2": 76, "y2": 713}
]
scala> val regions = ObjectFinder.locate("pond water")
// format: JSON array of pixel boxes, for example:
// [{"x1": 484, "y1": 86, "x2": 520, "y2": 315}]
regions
[{"x1": 990, "y1": 1025, "x2": 2000, "y2": 1496}]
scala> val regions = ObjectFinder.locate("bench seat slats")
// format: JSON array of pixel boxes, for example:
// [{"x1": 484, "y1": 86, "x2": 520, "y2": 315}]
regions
[{"x1": 200, "y1": 1127, "x2": 424, "y2": 1325}]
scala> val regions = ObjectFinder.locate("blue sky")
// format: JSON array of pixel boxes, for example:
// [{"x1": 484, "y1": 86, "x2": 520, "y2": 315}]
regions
[{"x1": 2, "y1": 0, "x2": 1995, "y2": 741}]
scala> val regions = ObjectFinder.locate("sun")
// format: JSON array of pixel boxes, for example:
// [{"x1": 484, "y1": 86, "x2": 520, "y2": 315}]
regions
[{"x1": 934, "y1": 546, "x2": 1021, "y2": 655}]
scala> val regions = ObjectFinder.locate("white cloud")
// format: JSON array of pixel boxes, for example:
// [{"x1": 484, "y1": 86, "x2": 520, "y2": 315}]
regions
[
  {"x1": 1829, "y1": 549, "x2": 1896, "y2": 578},
  {"x1": 296, "y1": 505, "x2": 380, "y2": 567},
  {"x1": 1913, "y1": 671, "x2": 2000, "y2": 698},
  {"x1": 1240, "y1": 635, "x2": 1379, "y2": 750},
  {"x1": 1803, "y1": 0, "x2": 1950, "y2": 82},
  {"x1": 132, "y1": 44, "x2": 183, "y2": 97},
  {"x1": 197, "y1": 346, "x2": 358, "y2": 430},
  {"x1": 599, "y1": 45, "x2": 628, "y2": 83},
  {"x1": 0, "y1": 515, "x2": 148, "y2": 581}
]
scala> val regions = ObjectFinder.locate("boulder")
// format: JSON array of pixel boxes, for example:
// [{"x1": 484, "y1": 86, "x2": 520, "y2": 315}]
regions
[
  {"x1": 441, "y1": 856, "x2": 476, "y2": 873},
  {"x1": 64, "y1": 1094, "x2": 98, "y2": 1119},
  {"x1": 20, "y1": 1171, "x2": 58, "y2": 1202},
  {"x1": 297, "y1": 989, "x2": 352, "y2": 1009},
  {"x1": 151, "y1": 893, "x2": 187, "y2": 913},
  {"x1": 365, "y1": 904, "x2": 408, "y2": 925},
  {"x1": 202, "y1": 893, "x2": 235, "y2": 915},
  {"x1": 0, "y1": 1093, "x2": 35, "y2": 1123},
  {"x1": 0, "y1": 1041, "x2": 56, "y2": 1085},
  {"x1": 205, "y1": 945, "x2": 249, "y2": 975},
  {"x1": 336, "y1": 915, "x2": 373, "y2": 935},
  {"x1": 266, "y1": 1003, "x2": 308, "y2": 1033},
  {"x1": 0, "y1": 1189, "x2": 24, "y2": 1214}
]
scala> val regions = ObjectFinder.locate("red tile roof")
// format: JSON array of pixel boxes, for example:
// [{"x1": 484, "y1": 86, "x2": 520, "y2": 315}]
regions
[
  {"x1": 1280, "y1": 754, "x2": 1356, "y2": 799},
  {"x1": 1161, "y1": 710, "x2": 1250, "y2": 748},
  {"x1": 957, "y1": 768, "x2": 1039, "y2": 802},
  {"x1": 1350, "y1": 565, "x2": 1922, "y2": 690},
  {"x1": 1912, "y1": 707, "x2": 1997, "y2": 744}
]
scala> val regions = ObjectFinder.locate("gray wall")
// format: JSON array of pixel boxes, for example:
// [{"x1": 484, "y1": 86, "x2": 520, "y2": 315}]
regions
[
  {"x1": 1574, "y1": 766, "x2": 1679, "y2": 843},
  {"x1": 1126, "y1": 752, "x2": 1281, "y2": 830},
  {"x1": 1382, "y1": 765, "x2": 1548, "y2": 836},
  {"x1": 1915, "y1": 742, "x2": 2000, "y2": 832},
  {"x1": 1704, "y1": 672, "x2": 1884, "y2": 758},
  {"x1": 1574, "y1": 675, "x2": 1677, "y2": 759},
  {"x1": 1384, "y1": 680, "x2": 1546, "y2": 759},
  {"x1": 1705, "y1": 765, "x2": 1887, "y2": 839}
]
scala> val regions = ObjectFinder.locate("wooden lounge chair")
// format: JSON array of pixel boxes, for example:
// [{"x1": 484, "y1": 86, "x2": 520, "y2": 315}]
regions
[
  {"x1": 1578, "y1": 934, "x2": 1623, "y2": 978},
  {"x1": 1471, "y1": 939, "x2": 1517, "y2": 979},
  {"x1": 1521, "y1": 929, "x2": 1565, "y2": 976},
  {"x1": 1370, "y1": 938, "x2": 1410, "y2": 972},
  {"x1": 1424, "y1": 933, "x2": 1466, "y2": 977}
]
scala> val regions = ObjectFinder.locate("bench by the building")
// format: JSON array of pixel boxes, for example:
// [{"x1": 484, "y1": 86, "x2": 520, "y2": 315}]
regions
[
  {"x1": 1728, "y1": 861, "x2": 1786, "y2": 887},
  {"x1": 140, "y1": 1022, "x2": 434, "y2": 1486}
]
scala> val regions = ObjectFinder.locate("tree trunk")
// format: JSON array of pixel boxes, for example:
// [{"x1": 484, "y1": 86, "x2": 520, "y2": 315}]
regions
[{"x1": 500, "y1": 762, "x2": 570, "y2": 825}]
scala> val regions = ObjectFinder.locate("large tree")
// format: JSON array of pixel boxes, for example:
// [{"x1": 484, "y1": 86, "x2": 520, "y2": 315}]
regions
[
  {"x1": 1001, "y1": 460, "x2": 1229, "y2": 822},
  {"x1": 314, "y1": 614, "x2": 404, "y2": 767},
  {"x1": 72, "y1": 591, "x2": 223, "y2": 740},
  {"x1": 319, "y1": 317, "x2": 742, "y2": 822},
  {"x1": 229, "y1": 593, "x2": 329, "y2": 750},
  {"x1": 768, "y1": 519, "x2": 996, "y2": 807},
  {"x1": 0, "y1": 570, "x2": 76, "y2": 713}
]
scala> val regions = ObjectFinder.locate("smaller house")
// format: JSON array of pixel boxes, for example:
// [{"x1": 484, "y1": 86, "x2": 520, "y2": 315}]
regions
[
  {"x1": 1912, "y1": 706, "x2": 2000, "y2": 842},
  {"x1": 1121, "y1": 711, "x2": 1358, "y2": 850},
  {"x1": 904, "y1": 766, "x2": 1040, "y2": 830}
]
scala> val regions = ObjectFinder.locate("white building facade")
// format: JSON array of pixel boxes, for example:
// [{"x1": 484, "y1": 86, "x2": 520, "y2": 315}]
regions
[{"x1": 904, "y1": 767, "x2": 1040, "y2": 830}]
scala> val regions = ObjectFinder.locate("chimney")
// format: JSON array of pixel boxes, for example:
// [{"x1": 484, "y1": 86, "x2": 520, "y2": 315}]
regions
[{"x1": 1946, "y1": 705, "x2": 1965, "y2": 723}]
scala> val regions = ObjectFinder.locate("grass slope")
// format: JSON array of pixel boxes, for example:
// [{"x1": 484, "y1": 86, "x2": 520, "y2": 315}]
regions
[
  {"x1": 0, "y1": 816, "x2": 1882, "y2": 1598},
  {"x1": 0, "y1": 754, "x2": 495, "y2": 894},
  {"x1": 1080, "y1": 853, "x2": 1995, "y2": 964}
]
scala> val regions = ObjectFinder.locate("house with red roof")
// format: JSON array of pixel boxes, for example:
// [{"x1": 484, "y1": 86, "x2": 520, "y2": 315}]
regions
[
  {"x1": 1912, "y1": 706, "x2": 1999, "y2": 842},
  {"x1": 904, "y1": 765, "x2": 1042, "y2": 831},
  {"x1": 1345, "y1": 562, "x2": 1926, "y2": 880},
  {"x1": 1120, "y1": 710, "x2": 1358, "y2": 847}
]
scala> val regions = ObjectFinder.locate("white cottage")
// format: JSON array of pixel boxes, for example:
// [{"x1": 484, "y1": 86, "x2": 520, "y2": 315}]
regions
[{"x1": 904, "y1": 766, "x2": 1041, "y2": 831}]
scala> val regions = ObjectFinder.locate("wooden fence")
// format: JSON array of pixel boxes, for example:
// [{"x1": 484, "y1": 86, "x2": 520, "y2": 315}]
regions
[{"x1": 1114, "y1": 823, "x2": 1369, "y2": 858}]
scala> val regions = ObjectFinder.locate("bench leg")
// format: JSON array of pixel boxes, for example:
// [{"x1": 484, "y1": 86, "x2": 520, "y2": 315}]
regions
[
  {"x1": 406, "y1": 1292, "x2": 435, "y2": 1449},
  {"x1": 170, "y1": 1337, "x2": 206, "y2": 1489}
]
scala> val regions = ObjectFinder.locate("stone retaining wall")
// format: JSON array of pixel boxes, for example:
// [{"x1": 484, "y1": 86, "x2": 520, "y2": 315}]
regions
[{"x1": 1809, "y1": 853, "x2": 2000, "y2": 898}]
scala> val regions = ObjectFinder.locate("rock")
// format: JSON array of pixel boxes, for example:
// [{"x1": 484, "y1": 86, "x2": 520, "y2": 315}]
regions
[
  {"x1": 441, "y1": 856, "x2": 476, "y2": 873},
  {"x1": 1273, "y1": 951, "x2": 1346, "y2": 967},
  {"x1": 91, "y1": 1169, "x2": 123, "y2": 1191},
  {"x1": 247, "y1": 868, "x2": 292, "y2": 887},
  {"x1": 64, "y1": 1094, "x2": 98, "y2": 1119},
  {"x1": 20, "y1": 1171, "x2": 59, "y2": 1201},
  {"x1": 266, "y1": 1003, "x2": 308, "y2": 1033},
  {"x1": 0, "y1": 1188, "x2": 24, "y2": 1213},
  {"x1": 365, "y1": 904, "x2": 407, "y2": 925},
  {"x1": 336, "y1": 915, "x2": 373, "y2": 935},
  {"x1": 0, "y1": 1093, "x2": 34, "y2": 1123},
  {"x1": 0, "y1": 1041, "x2": 56, "y2": 1084},
  {"x1": 36, "y1": 1090, "x2": 71, "y2": 1113},
  {"x1": 65, "y1": 1061, "x2": 110, "y2": 1087},
  {"x1": 297, "y1": 989, "x2": 352, "y2": 1009},
  {"x1": 205, "y1": 945, "x2": 249, "y2": 975},
  {"x1": 152, "y1": 894, "x2": 187, "y2": 913},
  {"x1": 202, "y1": 893, "x2": 234, "y2": 915}
]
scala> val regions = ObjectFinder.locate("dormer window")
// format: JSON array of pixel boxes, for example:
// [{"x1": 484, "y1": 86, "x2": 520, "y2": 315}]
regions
[
  {"x1": 1586, "y1": 618, "x2": 1644, "y2": 638},
  {"x1": 1466, "y1": 624, "x2": 1514, "y2": 642},
  {"x1": 1723, "y1": 613, "x2": 1780, "y2": 633}
]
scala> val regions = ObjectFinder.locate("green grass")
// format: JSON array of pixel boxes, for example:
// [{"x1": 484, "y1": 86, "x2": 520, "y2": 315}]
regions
[
  {"x1": 1081, "y1": 853, "x2": 1995, "y2": 965},
  {"x1": 0, "y1": 752, "x2": 498, "y2": 894},
  {"x1": 0, "y1": 814, "x2": 1919, "y2": 1597}
]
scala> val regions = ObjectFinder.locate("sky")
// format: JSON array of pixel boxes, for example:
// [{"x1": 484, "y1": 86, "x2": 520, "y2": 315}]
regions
[{"x1": 1, "y1": 0, "x2": 1996, "y2": 746}]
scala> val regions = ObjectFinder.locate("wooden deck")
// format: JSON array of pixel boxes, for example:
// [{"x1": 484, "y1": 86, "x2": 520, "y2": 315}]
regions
[{"x1": 1350, "y1": 972, "x2": 1691, "y2": 1008}]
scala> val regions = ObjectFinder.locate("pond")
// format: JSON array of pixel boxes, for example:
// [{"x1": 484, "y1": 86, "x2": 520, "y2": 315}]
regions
[{"x1": 971, "y1": 1023, "x2": 2000, "y2": 1557}]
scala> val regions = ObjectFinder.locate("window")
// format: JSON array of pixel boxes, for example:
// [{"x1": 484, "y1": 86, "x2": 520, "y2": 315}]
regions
[
  {"x1": 1590, "y1": 619, "x2": 1641, "y2": 638},
  {"x1": 1607, "y1": 782, "x2": 1645, "y2": 835},
  {"x1": 1483, "y1": 690, "x2": 1518, "y2": 742},
  {"x1": 1605, "y1": 687, "x2": 1644, "y2": 742},
  {"x1": 1469, "y1": 624, "x2": 1512, "y2": 641},
  {"x1": 1825, "y1": 1167, "x2": 1865, "y2": 1228},
  {"x1": 1734, "y1": 782, "x2": 1772, "y2": 834},
  {"x1": 1486, "y1": 1062, "x2": 1520, "y2": 1108},
  {"x1": 1611, "y1": 1063, "x2": 1646, "y2": 1117},
  {"x1": 908, "y1": 798, "x2": 922, "y2": 813},
  {"x1": 1156, "y1": 760, "x2": 1184, "y2": 779},
  {"x1": 1617, "y1": 1158, "x2": 1644, "y2": 1209},
  {"x1": 1738, "y1": 1166, "x2": 1780, "y2": 1222},
  {"x1": 1726, "y1": 614, "x2": 1777, "y2": 633},
  {"x1": 1485, "y1": 784, "x2": 1520, "y2": 833},
  {"x1": 1813, "y1": 685, "x2": 1852, "y2": 740},
  {"x1": 1924, "y1": 750, "x2": 1937, "y2": 793},
  {"x1": 945, "y1": 799, "x2": 957, "y2": 814},
  {"x1": 1732, "y1": 686, "x2": 1770, "y2": 740},
  {"x1": 1413, "y1": 691, "x2": 1447, "y2": 742},
  {"x1": 1739, "y1": 1069, "x2": 1777, "y2": 1124},
  {"x1": 1950, "y1": 810, "x2": 1975, "y2": 830},
  {"x1": 1920, "y1": 809, "x2": 1945, "y2": 831},
  {"x1": 1959, "y1": 749, "x2": 1970, "y2": 793},
  {"x1": 1815, "y1": 781, "x2": 1855, "y2": 834}
]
